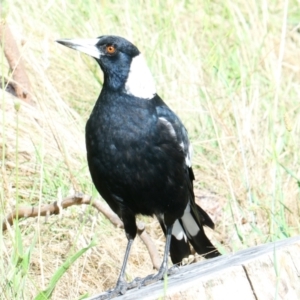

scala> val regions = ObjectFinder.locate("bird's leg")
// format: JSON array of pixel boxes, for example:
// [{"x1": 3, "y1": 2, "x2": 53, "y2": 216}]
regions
[
  {"x1": 141, "y1": 224, "x2": 174, "y2": 286},
  {"x1": 98, "y1": 207, "x2": 139, "y2": 299},
  {"x1": 99, "y1": 238, "x2": 134, "y2": 300},
  {"x1": 114, "y1": 238, "x2": 134, "y2": 293}
]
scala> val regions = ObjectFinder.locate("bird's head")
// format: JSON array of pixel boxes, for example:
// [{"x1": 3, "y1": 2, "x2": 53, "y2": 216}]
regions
[{"x1": 56, "y1": 35, "x2": 156, "y2": 99}]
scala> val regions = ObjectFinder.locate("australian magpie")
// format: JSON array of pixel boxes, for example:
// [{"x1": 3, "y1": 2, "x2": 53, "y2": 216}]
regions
[{"x1": 57, "y1": 35, "x2": 220, "y2": 298}]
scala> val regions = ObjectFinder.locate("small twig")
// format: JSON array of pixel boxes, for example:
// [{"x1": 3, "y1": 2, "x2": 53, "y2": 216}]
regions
[
  {"x1": 137, "y1": 221, "x2": 161, "y2": 270},
  {"x1": 80, "y1": 195, "x2": 123, "y2": 228},
  {"x1": 2, "y1": 193, "x2": 89, "y2": 231},
  {"x1": 2, "y1": 193, "x2": 161, "y2": 270}
]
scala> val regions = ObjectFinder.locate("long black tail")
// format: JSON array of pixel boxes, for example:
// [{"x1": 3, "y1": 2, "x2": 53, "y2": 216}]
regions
[
  {"x1": 183, "y1": 201, "x2": 220, "y2": 259},
  {"x1": 159, "y1": 201, "x2": 220, "y2": 264}
]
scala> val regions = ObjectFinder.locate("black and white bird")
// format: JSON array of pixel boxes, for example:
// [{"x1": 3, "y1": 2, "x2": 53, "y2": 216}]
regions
[{"x1": 57, "y1": 35, "x2": 220, "y2": 297}]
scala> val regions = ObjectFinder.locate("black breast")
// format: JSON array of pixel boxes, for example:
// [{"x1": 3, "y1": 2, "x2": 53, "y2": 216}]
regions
[{"x1": 85, "y1": 90, "x2": 188, "y2": 220}]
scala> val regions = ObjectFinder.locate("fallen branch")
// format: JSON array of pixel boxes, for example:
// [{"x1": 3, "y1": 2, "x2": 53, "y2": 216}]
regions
[
  {"x1": 0, "y1": 19, "x2": 32, "y2": 104},
  {"x1": 2, "y1": 193, "x2": 161, "y2": 270}
]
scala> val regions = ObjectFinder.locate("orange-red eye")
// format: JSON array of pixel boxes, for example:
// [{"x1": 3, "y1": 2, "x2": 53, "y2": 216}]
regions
[{"x1": 106, "y1": 45, "x2": 116, "y2": 54}]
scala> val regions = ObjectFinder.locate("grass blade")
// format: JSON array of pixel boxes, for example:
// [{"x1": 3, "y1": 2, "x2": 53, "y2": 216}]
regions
[{"x1": 34, "y1": 238, "x2": 97, "y2": 300}]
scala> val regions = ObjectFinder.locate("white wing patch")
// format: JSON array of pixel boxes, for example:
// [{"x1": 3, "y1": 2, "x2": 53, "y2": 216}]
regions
[
  {"x1": 172, "y1": 220, "x2": 187, "y2": 242},
  {"x1": 181, "y1": 203, "x2": 199, "y2": 237},
  {"x1": 159, "y1": 118, "x2": 193, "y2": 167},
  {"x1": 185, "y1": 143, "x2": 193, "y2": 167},
  {"x1": 159, "y1": 117, "x2": 176, "y2": 138},
  {"x1": 125, "y1": 54, "x2": 156, "y2": 99}
]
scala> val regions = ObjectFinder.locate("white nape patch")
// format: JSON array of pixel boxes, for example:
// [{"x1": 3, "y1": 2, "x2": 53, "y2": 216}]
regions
[
  {"x1": 125, "y1": 54, "x2": 156, "y2": 99},
  {"x1": 185, "y1": 143, "x2": 193, "y2": 167},
  {"x1": 179, "y1": 142, "x2": 184, "y2": 150},
  {"x1": 172, "y1": 220, "x2": 187, "y2": 242},
  {"x1": 58, "y1": 38, "x2": 101, "y2": 59},
  {"x1": 181, "y1": 204, "x2": 199, "y2": 237},
  {"x1": 159, "y1": 117, "x2": 176, "y2": 138}
]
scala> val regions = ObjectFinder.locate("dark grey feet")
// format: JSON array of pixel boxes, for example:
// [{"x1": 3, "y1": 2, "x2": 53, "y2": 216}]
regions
[
  {"x1": 141, "y1": 264, "x2": 180, "y2": 286},
  {"x1": 96, "y1": 266, "x2": 179, "y2": 299},
  {"x1": 97, "y1": 278, "x2": 128, "y2": 299},
  {"x1": 167, "y1": 264, "x2": 180, "y2": 275}
]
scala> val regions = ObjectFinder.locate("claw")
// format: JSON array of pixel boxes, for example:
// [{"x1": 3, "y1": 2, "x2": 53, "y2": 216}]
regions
[
  {"x1": 142, "y1": 272, "x2": 164, "y2": 286},
  {"x1": 97, "y1": 279, "x2": 129, "y2": 299},
  {"x1": 167, "y1": 264, "x2": 180, "y2": 275},
  {"x1": 127, "y1": 276, "x2": 143, "y2": 289},
  {"x1": 141, "y1": 264, "x2": 180, "y2": 287}
]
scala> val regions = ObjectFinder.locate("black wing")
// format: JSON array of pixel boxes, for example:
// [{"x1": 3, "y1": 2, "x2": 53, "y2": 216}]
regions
[{"x1": 153, "y1": 95, "x2": 220, "y2": 263}]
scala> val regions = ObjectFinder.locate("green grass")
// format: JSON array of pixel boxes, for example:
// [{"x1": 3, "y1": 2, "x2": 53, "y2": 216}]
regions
[{"x1": 1, "y1": 0, "x2": 300, "y2": 298}]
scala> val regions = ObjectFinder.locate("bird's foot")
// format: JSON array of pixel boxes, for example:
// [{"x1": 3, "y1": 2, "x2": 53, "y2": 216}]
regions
[
  {"x1": 126, "y1": 276, "x2": 143, "y2": 290},
  {"x1": 141, "y1": 272, "x2": 165, "y2": 287},
  {"x1": 98, "y1": 266, "x2": 180, "y2": 299},
  {"x1": 140, "y1": 264, "x2": 180, "y2": 287},
  {"x1": 167, "y1": 264, "x2": 180, "y2": 275},
  {"x1": 97, "y1": 279, "x2": 129, "y2": 300}
]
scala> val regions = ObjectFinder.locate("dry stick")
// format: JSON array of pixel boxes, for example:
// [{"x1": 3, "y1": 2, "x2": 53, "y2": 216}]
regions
[
  {"x1": 2, "y1": 193, "x2": 161, "y2": 270},
  {"x1": 0, "y1": 20, "x2": 32, "y2": 104},
  {"x1": 137, "y1": 221, "x2": 161, "y2": 270}
]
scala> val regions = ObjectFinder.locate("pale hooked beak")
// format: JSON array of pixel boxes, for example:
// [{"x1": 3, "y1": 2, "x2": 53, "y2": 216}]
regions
[{"x1": 56, "y1": 38, "x2": 102, "y2": 59}]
